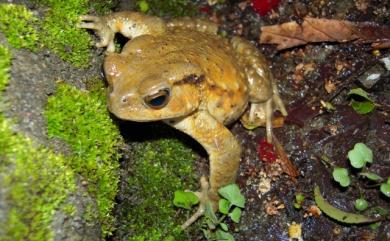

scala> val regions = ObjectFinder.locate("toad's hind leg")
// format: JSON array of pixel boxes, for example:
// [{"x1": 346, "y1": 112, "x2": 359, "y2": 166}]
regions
[
  {"x1": 165, "y1": 111, "x2": 241, "y2": 229},
  {"x1": 166, "y1": 17, "x2": 219, "y2": 35},
  {"x1": 230, "y1": 36, "x2": 287, "y2": 142}
]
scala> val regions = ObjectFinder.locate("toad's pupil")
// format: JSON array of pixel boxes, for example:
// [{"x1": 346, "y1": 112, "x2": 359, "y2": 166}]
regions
[{"x1": 149, "y1": 95, "x2": 167, "y2": 107}]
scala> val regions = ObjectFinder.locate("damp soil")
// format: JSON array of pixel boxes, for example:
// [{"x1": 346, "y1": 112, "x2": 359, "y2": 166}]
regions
[
  {"x1": 3, "y1": 0, "x2": 389, "y2": 240},
  {"x1": 111, "y1": 1, "x2": 390, "y2": 240}
]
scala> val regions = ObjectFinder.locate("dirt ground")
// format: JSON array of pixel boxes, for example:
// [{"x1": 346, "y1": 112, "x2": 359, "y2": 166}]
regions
[{"x1": 110, "y1": 1, "x2": 389, "y2": 240}]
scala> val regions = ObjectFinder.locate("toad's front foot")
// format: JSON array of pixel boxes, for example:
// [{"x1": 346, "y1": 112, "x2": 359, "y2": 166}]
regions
[
  {"x1": 78, "y1": 15, "x2": 116, "y2": 52},
  {"x1": 181, "y1": 176, "x2": 218, "y2": 229}
]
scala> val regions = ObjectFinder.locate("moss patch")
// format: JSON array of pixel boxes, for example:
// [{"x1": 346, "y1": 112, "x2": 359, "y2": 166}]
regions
[
  {"x1": 120, "y1": 137, "x2": 198, "y2": 241},
  {"x1": 0, "y1": 4, "x2": 39, "y2": 50},
  {"x1": 45, "y1": 83, "x2": 121, "y2": 237},
  {"x1": 136, "y1": 0, "x2": 198, "y2": 17},
  {"x1": 0, "y1": 44, "x2": 76, "y2": 241},
  {"x1": 0, "y1": 119, "x2": 76, "y2": 241},
  {"x1": 33, "y1": 0, "x2": 92, "y2": 67},
  {"x1": 0, "y1": 44, "x2": 11, "y2": 93}
]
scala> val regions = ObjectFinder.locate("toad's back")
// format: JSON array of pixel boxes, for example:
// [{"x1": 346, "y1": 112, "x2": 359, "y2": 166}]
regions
[{"x1": 123, "y1": 28, "x2": 250, "y2": 124}]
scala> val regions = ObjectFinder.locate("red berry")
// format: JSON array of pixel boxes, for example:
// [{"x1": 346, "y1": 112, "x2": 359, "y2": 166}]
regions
[
  {"x1": 258, "y1": 139, "x2": 277, "y2": 162},
  {"x1": 252, "y1": 0, "x2": 281, "y2": 16}
]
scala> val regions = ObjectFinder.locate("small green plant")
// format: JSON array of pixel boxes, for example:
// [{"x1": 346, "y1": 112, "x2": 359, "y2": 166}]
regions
[
  {"x1": 174, "y1": 183, "x2": 245, "y2": 240},
  {"x1": 332, "y1": 167, "x2": 350, "y2": 187},
  {"x1": 332, "y1": 143, "x2": 389, "y2": 197},
  {"x1": 354, "y1": 198, "x2": 368, "y2": 211},
  {"x1": 348, "y1": 88, "x2": 375, "y2": 114},
  {"x1": 138, "y1": 0, "x2": 150, "y2": 13},
  {"x1": 293, "y1": 193, "x2": 305, "y2": 209},
  {"x1": 173, "y1": 191, "x2": 199, "y2": 209},
  {"x1": 380, "y1": 178, "x2": 390, "y2": 198},
  {"x1": 317, "y1": 143, "x2": 390, "y2": 225},
  {"x1": 347, "y1": 143, "x2": 373, "y2": 168}
]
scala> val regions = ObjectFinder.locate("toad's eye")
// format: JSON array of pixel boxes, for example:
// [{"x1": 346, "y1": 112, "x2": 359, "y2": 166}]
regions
[{"x1": 144, "y1": 89, "x2": 170, "y2": 109}]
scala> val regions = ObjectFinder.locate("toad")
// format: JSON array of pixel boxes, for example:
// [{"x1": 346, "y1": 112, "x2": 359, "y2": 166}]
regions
[{"x1": 79, "y1": 11, "x2": 287, "y2": 228}]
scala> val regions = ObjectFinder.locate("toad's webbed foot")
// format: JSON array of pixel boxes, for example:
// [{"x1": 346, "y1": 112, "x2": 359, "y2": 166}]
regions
[
  {"x1": 78, "y1": 15, "x2": 116, "y2": 52},
  {"x1": 78, "y1": 12, "x2": 166, "y2": 52},
  {"x1": 181, "y1": 176, "x2": 218, "y2": 229}
]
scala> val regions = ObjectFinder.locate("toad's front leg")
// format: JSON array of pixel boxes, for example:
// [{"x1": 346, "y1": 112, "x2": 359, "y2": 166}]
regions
[
  {"x1": 78, "y1": 11, "x2": 166, "y2": 52},
  {"x1": 165, "y1": 111, "x2": 241, "y2": 228}
]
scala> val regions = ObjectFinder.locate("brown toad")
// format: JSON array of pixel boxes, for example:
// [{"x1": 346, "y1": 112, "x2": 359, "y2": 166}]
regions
[{"x1": 79, "y1": 11, "x2": 287, "y2": 228}]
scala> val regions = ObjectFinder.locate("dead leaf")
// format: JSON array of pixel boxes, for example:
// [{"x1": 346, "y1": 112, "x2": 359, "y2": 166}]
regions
[
  {"x1": 273, "y1": 135, "x2": 299, "y2": 181},
  {"x1": 260, "y1": 17, "x2": 390, "y2": 50}
]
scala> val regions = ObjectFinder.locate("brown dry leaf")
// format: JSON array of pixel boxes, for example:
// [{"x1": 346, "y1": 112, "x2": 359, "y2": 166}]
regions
[
  {"x1": 260, "y1": 17, "x2": 390, "y2": 50},
  {"x1": 272, "y1": 135, "x2": 299, "y2": 181}
]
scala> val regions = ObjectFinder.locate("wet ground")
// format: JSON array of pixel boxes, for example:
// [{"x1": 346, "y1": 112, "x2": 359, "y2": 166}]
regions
[
  {"x1": 110, "y1": 1, "x2": 390, "y2": 240},
  {"x1": 3, "y1": 0, "x2": 389, "y2": 240},
  {"x1": 204, "y1": 1, "x2": 390, "y2": 240}
]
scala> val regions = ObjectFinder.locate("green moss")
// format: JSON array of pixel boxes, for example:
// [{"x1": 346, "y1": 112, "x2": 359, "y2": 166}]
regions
[
  {"x1": 89, "y1": 0, "x2": 114, "y2": 15},
  {"x1": 32, "y1": 0, "x2": 91, "y2": 67},
  {"x1": 136, "y1": 0, "x2": 198, "y2": 17},
  {"x1": 0, "y1": 123, "x2": 76, "y2": 241},
  {"x1": 0, "y1": 44, "x2": 76, "y2": 241},
  {"x1": 0, "y1": 4, "x2": 39, "y2": 50},
  {"x1": 45, "y1": 83, "x2": 121, "y2": 237},
  {"x1": 0, "y1": 45, "x2": 11, "y2": 94},
  {"x1": 123, "y1": 137, "x2": 197, "y2": 241}
]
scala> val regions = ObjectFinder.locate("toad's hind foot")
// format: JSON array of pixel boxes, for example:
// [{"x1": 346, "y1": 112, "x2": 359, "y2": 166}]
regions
[
  {"x1": 181, "y1": 176, "x2": 218, "y2": 229},
  {"x1": 240, "y1": 91, "x2": 287, "y2": 143}
]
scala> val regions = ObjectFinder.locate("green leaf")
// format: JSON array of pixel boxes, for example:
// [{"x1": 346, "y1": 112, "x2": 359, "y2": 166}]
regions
[
  {"x1": 332, "y1": 167, "x2": 351, "y2": 187},
  {"x1": 215, "y1": 230, "x2": 235, "y2": 241},
  {"x1": 358, "y1": 172, "x2": 383, "y2": 181},
  {"x1": 348, "y1": 143, "x2": 373, "y2": 168},
  {"x1": 138, "y1": 0, "x2": 149, "y2": 12},
  {"x1": 294, "y1": 203, "x2": 302, "y2": 209},
  {"x1": 351, "y1": 100, "x2": 375, "y2": 114},
  {"x1": 204, "y1": 201, "x2": 219, "y2": 224},
  {"x1": 219, "y1": 199, "x2": 231, "y2": 214},
  {"x1": 229, "y1": 207, "x2": 242, "y2": 223},
  {"x1": 380, "y1": 183, "x2": 390, "y2": 197},
  {"x1": 369, "y1": 222, "x2": 381, "y2": 230},
  {"x1": 348, "y1": 88, "x2": 373, "y2": 101},
  {"x1": 348, "y1": 88, "x2": 375, "y2": 114},
  {"x1": 220, "y1": 222, "x2": 228, "y2": 231},
  {"x1": 354, "y1": 199, "x2": 368, "y2": 211},
  {"x1": 173, "y1": 191, "x2": 199, "y2": 209},
  {"x1": 218, "y1": 184, "x2": 245, "y2": 208},
  {"x1": 295, "y1": 193, "x2": 305, "y2": 202},
  {"x1": 314, "y1": 186, "x2": 378, "y2": 224}
]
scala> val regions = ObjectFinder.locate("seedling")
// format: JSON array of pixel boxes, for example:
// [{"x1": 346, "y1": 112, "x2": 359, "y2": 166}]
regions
[
  {"x1": 174, "y1": 183, "x2": 245, "y2": 240},
  {"x1": 331, "y1": 143, "x2": 389, "y2": 197},
  {"x1": 354, "y1": 198, "x2": 368, "y2": 211},
  {"x1": 293, "y1": 193, "x2": 305, "y2": 209},
  {"x1": 317, "y1": 143, "x2": 390, "y2": 225},
  {"x1": 347, "y1": 143, "x2": 373, "y2": 168},
  {"x1": 173, "y1": 191, "x2": 199, "y2": 210},
  {"x1": 138, "y1": 0, "x2": 150, "y2": 12},
  {"x1": 347, "y1": 88, "x2": 375, "y2": 114},
  {"x1": 380, "y1": 178, "x2": 390, "y2": 198},
  {"x1": 332, "y1": 167, "x2": 350, "y2": 187}
]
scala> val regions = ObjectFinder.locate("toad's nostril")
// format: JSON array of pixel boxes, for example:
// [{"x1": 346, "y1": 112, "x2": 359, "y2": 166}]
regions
[{"x1": 121, "y1": 96, "x2": 128, "y2": 103}]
